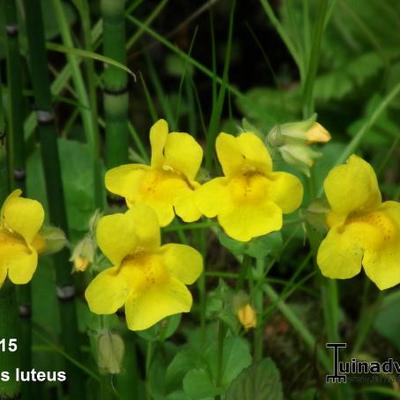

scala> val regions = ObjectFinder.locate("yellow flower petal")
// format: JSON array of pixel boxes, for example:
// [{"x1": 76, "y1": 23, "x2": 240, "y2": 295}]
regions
[
  {"x1": 105, "y1": 164, "x2": 148, "y2": 200},
  {"x1": 0, "y1": 230, "x2": 38, "y2": 284},
  {"x1": 362, "y1": 201, "x2": 400, "y2": 290},
  {"x1": 195, "y1": 177, "x2": 232, "y2": 218},
  {"x1": 137, "y1": 171, "x2": 189, "y2": 226},
  {"x1": 218, "y1": 202, "x2": 282, "y2": 242},
  {"x1": 7, "y1": 248, "x2": 38, "y2": 285},
  {"x1": 363, "y1": 246, "x2": 400, "y2": 290},
  {"x1": 164, "y1": 133, "x2": 203, "y2": 181},
  {"x1": 160, "y1": 243, "x2": 203, "y2": 284},
  {"x1": 125, "y1": 277, "x2": 192, "y2": 331},
  {"x1": 317, "y1": 226, "x2": 363, "y2": 279},
  {"x1": 267, "y1": 172, "x2": 303, "y2": 213},
  {"x1": 324, "y1": 155, "x2": 381, "y2": 216},
  {"x1": 128, "y1": 205, "x2": 160, "y2": 251},
  {"x1": 96, "y1": 211, "x2": 138, "y2": 266},
  {"x1": 216, "y1": 132, "x2": 273, "y2": 177},
  {"x1": 216, "y1": 133, "x2": 243, "y2": 177},
  {"x1": 85, "y1": 267, "x2": 130, "y2": 314},
  {"x1": 2, "y1": 190, "x2": 44, "y2": 244},
  {"x1": 174, "y1": 189, "x2": 202, "y2": 223},
  {"x1": 236, "y1": 132, "x2": 272, "y2": 174},
  {"x1": 150, "y1": 119, "x2": 169, "y2": 167}
]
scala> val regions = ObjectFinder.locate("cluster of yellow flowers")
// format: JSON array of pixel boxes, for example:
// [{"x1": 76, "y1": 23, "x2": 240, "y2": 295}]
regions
[{"x1": 2, "y1": 119, "x2": 400, "y2": 331}]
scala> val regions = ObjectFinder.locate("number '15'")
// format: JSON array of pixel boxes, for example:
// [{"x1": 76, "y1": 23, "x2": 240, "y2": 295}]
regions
[{"x1": 0, "y1": 339, "x2": 17, "y2": 352}]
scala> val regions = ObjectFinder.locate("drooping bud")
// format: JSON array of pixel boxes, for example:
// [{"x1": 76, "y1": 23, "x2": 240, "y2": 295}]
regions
[
  {"x1": 35, "y1": 226, "x2": 67, "y2": 256},
  {"x1": 237, "y1": 304, "x2": 257, "y2": 331},
  {"x1": 70, "y1": 234, "x2": 96, "y2": 272},
  {"x1": 97, "y1": 331, "x2": 125, "y2": 375}
]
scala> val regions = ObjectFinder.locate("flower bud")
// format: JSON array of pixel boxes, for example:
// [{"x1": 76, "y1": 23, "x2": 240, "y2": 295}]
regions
[
  {"x1": 267, "y1": 114, "x2": 331, "y2": 176},
  {"x1": 70, "y1": 234, "x2": 95, "y2": 272},
  {"x1": 237, "y1": 304, "x2": 257, "y2": 331},
  {"x1": 268, "y1": 114, "x2": 330, "y2": 145},
  {"x1": 97, "y1": 331, "x2": 125, "y2": 375},
  {"x1": 36, "y1": 226, "x2": 67, "y2": 256}
]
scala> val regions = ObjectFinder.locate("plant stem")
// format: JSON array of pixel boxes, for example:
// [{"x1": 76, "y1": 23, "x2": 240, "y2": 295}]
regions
[
  {"x1": 116, "y1": 332, "x2": 140, "y2": 399},
  {"x1": 253, "y1": 256, "x2": 265, "y2": 362},
  {"x1": 322, "y1": 278, "x2": 340, "y2": 342},
  {"x1": 205, "y1": 0, "x2": 235, "y2": 171},
  {"x1": 101, "y1": 0, "x2": 129, "y2": 169},
  {"x1": 302, "y1": 0, "x2": 329, "y2": 118},
  {"x1": 22, "y1": 1, "x2": 85, "y2": 398},
  {"x1": 215, "y1": 320, "x2": 225, "y2": 400},
  {"x1": 264, "y1": 283, "x2": 330, "y2": 371},
  {"x1": 3, "y1": 2, "x2": 32, "y2": 398}
]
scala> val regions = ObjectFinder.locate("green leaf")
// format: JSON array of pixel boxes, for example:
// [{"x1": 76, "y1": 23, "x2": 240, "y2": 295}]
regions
[
  {"x1": 205, "y1": 335, "x2": 252, "y2": 387},
  {"x1": 218, "y1": 230, "x2": 283, "y2": 259},
  {"x1": 225, "y1": 358, "x2": 283, "y2": 400},
  {"x1": 46, "y1": 42, "x2": 136, "y2": 79},
  {"x1": 236, "y1": 87, "x2": 301, "y2": 133},
  {"x1": 373, "y1": 291, "x2": 400, "y2": 353},
  {"x1": 183, "y1": 369, "x2": 219, "y2": 400}
]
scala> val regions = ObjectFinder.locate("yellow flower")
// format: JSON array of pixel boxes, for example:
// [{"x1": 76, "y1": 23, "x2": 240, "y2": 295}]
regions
[
  {"x1": 0, "y1": 190, "x2": 45, "y2": 286},
  {"x1": 195, "y1": 132, "x2": 303, "y2": 241},
  {"x1": 85, "y1": 205, "x2": 203, "y2": 331},
  {"x1": 237, "y1": 303, "x2": 257, "y2": 330},
  {"x1": 105, "y1": 119, "x2": 203, "y2": 227},
  {"x1": 317, "y1": 155, "x2": 400, "y2": 290}
]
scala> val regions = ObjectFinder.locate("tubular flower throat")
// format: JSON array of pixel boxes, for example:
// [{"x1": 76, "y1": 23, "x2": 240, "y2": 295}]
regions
[
  {"x1": 105, "y1": 119, "x2": 203, "y2": 227},
  {"x1": 317, "y1": 155, "x2": 400, "y2": 290},
  {"x1": 85, "y1": 205, "x2": 203, "y2": 331},
  {"x1": 0, "y1": 190, "x2": 45, "y2": 286},
  {"x1": 195, "y1": 132, "x2": 304, "y2": 242}
]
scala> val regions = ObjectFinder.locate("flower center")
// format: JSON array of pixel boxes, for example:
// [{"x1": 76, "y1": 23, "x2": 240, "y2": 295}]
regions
[
  {"x1": 138, "y1": 170, "x2": 190, "y2": 201},
  {"x1": 345, "y1": 210, "x2": 397, "y2": 250},
  {"x1": 228, "y1": 173, "x2": 267, "y2": 204},
  {"x1": 122, "y1": 252, "x2": 168, "y2": 294},
  {"x1": 0, "y1": 228, "x2": 27, "y2": 258}
]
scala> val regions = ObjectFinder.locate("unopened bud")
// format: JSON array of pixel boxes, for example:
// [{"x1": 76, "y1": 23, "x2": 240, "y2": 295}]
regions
[
  {"x1": 70, "y1": 235, "x2": 95, "y2": 272},
  {"x1": 237, "y1": 304, "x2": 257, "y2": 331},
  {"x1": 36, "y1": 226, "x2": 67, "y2": 256},
  {"x1": 97, "y1": 331, "x2": 125, "y2": 375}
]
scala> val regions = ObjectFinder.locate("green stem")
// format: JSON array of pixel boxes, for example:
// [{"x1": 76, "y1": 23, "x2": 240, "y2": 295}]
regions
[
  {"x1": 3, "y1": 3, "x2": 33, "y2": 399},
  {"x1": 253, "y1": 257, "x2": 265, "y2": 362},
  {"x1": 264, "y1": 283, "x2": 330, "y2": 371},
  {"x1": 22, "y1": 1, "x2": 85, "y2": 398},
  {"x1": 215, "y1": 320, "x2": 225, "y2": 399},
  {"x1": 205, "y1": 0, "x2": 235, "y2": 171},
  {"x1": 77, "y1": 0, "x2": 104, "y2": 209},
  {"x1": 302, "y1": 0, "x2": 329, "y2": 118},
  {"x1": 322, "y1": 279, "x2": 340, "y2": 342},
  {"x1": 116, "y1": 332, "x2": 140, "y2": 400},
  {"x1": 145, "y1": 340, "x2": 153, "y2": 400},
  {"x1": 102, "y1": 0, "x2": 129, "y2": 169}
]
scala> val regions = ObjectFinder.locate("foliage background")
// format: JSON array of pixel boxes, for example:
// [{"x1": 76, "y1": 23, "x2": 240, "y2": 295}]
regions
[{"x1": 2, "y1": 0, "x2": 400, "y2": 399}]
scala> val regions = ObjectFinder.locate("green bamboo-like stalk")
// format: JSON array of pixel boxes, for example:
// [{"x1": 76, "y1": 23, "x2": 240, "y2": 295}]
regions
[
  {"x1": 22, "y1": 0, "x2": 85, "y2": 398},
  {"x1": 3, "y1": 1, "x2": 32, "y2": 399},
  {"x1": 0, "y1": 32, "x2": 20, "y2": 400},
  {"x1": 101, "y1": 0, "x2": 129, "y2": 169}
]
